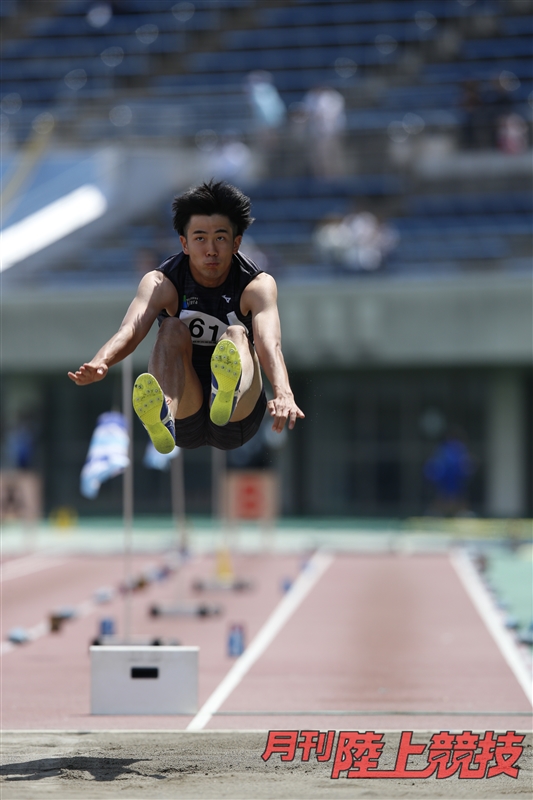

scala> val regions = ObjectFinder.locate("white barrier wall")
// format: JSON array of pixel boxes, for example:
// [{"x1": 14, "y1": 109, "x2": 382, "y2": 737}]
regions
[{"x1": 90, "y1": 646, "x2": 199, "y2": 715}]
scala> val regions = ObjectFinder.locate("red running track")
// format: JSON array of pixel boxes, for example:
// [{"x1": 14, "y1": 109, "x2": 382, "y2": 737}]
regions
[{"x1": 1, "y1": 551, "x2": 531, "y2": 731}]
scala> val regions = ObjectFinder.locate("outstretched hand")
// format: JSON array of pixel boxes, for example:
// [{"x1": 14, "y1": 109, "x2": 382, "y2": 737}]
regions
[
  {"x1": 67, "y1": 362, "x2": 109, "y2": 385},
  {"x1": 267, "y1": 394, "x2": 305, "y2": 433}
]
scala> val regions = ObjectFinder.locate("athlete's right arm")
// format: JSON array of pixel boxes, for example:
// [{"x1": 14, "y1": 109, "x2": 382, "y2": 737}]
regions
[{"x1": 67, "y1": 271, "x2": 178, "y2": 385}]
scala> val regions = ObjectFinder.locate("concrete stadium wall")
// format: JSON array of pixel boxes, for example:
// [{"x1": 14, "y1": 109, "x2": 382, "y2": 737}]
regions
[
  {"x1": 2, "y1": 273, "x2": 531, "y2": 371},
  {"x1": 277, "y1": 273, "x2": 532, "y2": 368}
]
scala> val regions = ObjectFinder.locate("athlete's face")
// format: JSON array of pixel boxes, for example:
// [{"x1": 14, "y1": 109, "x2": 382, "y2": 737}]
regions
[{"x1": 180, "y1": 214, "x2": 242, "y2": 287}]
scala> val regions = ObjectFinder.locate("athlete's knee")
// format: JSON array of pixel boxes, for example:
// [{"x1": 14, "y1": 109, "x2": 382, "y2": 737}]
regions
[
  {"x1": 157, "y1": 317, "x2": 192, "y2": 354},
  {"x1": 225, "y1": 325, "x2": 249, "y2": 345}
]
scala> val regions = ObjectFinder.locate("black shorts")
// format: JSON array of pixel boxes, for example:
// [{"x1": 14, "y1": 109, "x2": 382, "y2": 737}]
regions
[{"x1": 173, "y1": 388, "x2": 267, "y2": 450}]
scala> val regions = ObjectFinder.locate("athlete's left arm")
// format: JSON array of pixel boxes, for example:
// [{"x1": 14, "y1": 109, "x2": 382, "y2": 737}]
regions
[{"x1": 242, "y1": 273, "x2": 305, "y2": 432}]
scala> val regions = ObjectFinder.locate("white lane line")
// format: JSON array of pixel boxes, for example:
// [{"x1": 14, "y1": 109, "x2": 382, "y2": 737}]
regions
[
  {"x1": 187, "y1": 549, "x2": 334, "y2": 732},
  {"x1": 450, "y1": 548, "x2": 533, "y2": 707},
  {"x1": 0, "y1": 555, "x2": 67, "y2": 582}
]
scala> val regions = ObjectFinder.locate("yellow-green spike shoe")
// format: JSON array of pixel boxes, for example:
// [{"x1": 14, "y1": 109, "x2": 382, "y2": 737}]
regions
[
  {"x1": 209, "y1": 340, "x2": 242, "y2": 427},
  {"x1": 132, "y1": 373, "x2": 175, "y2": 454}
]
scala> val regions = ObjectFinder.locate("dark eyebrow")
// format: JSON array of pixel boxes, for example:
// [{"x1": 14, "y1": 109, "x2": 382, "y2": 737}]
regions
[{"x1": 191, "y1": 228, "x2": 229, "y2": 234}]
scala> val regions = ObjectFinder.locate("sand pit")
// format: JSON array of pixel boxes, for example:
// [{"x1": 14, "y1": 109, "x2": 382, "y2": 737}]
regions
[{"x1": 1, "y1": 730, "x2": 531, "y2": 799}]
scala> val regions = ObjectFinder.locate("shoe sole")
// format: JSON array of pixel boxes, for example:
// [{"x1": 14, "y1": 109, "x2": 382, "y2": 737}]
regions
[
  {"x1": 132, "y1": 373, "x2": 175, "y2": 454},
  {"x1": 210, "y1": 340, "x2": 242, "y2": 427}
]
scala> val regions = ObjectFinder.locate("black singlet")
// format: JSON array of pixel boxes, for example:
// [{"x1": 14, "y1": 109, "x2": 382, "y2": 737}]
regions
[{"x1": 156, "y1": 251, "x2": 263, "y2": 385}]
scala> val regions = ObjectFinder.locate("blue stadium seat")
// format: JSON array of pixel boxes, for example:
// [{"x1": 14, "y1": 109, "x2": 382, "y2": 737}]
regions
[
  {"x1": 392, "y1": 237, "x2": 510, "y2": 260},
  {"x1": 260, "y1": 0, "x2": 500, "y2": 26},
  {"x1": 0, "y1": 0, "x2": 17, "y2": 16},
  {"x1": 0, "y1": 55, "x2": 149, "y2": 79},
  {"x1": 503, "y1": 16, "x2": 533, "y2": 36},
  {"x1": 187, "y1": 44, "x2": 399, "y2": 74},
  {"x1": 346, "y1": 108, "x2": 460, "y2": 130},
  {"x1": 223, "y1": 21, "x2": 437, "y2": 50},
  {"x1": 251, "y1": 176, "x2": 404, "y2": 198},
  {"x1": 2, "y1": 32, "x2": 186, "y2": 59},
  {"x1": 247, "y1": 222, "x2": 312, "y2": 244},
  {"x1": 154, "y1": 68, "x2": 353, "y2": 92},
  {"x1": 424, "y1": 58, "x2": 533, "y2": 82},
  {"x1": 392, "y1": 215, "x2": 531, "y2": 235},
  {"x1": 151, "y1": 77, "x2": 246, "y2": 96},
  {"x1": 251, "y1": 198, "x2": 350, "y2": 222},
  {"x1": 463, "y1": 37, "x2": 533, "y2": 59},
  {"x1": 381, "y1": 85, "x2": 461, "y2": 109},
  {"x1": 28, "y1": 10, "x2": 219, "y2": 36},
  {"x1": 409, "y1": 191, "x2": 533, "y2": 216}
]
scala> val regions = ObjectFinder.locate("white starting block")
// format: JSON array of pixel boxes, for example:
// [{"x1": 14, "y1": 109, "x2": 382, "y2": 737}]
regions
[{"x1": 90, "y1": 645, "x2": 198, "y2": 715}]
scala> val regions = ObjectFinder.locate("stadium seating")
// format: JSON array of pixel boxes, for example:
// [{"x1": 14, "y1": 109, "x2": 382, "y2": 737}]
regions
[
  {"x1": 258, "y1": 1, "x2": 501, "y2": 26},
  {"x1": 1, "y1": 0, "x2": 531, "y2": 285}
]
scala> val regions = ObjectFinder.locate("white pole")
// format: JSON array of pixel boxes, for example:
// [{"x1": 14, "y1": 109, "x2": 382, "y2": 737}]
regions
[
  {"x1": 171, "y1": 447, "x2": 187, "y2": 553},
  {"x1": 211, "y1": 446, "x2": 226, "y2": 522},
  {"x1": 212, "y1": 446, "x2": 231, "y2": 580},
  {"x1": 122, "y1": 355, "x2": 134, "y2": 642}
]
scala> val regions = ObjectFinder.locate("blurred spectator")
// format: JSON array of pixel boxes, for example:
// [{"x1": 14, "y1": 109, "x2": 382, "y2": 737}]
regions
[
  {"x1": 245, "y1": 71, "x2": 286, "y2": 152},
  {"x1": 314, "y1": 210, "x2": 399, "y2": 272},
  {"x1": 280, "y1": 102, "x2": 310, "y2": 176},
  {"x1": 303, "y1": 85, "x2": 346, "y2": 178},
  {"x1": 208, "y1": 132, "x2": 255, "y2": 184},
  {"x1": 460, "y1": 75, "x2": 522, "y2": 151},
  {"x1": 497, "y1": 113, "x2": 528, "y2": 155},
  {"x1": 424, "y1": 428, "x2": 474, "y2": 516},
  {"x1": 5, "y1": 416, "x2": 35, "y2": 470},
  {"x1": 483, "y1": 75, "x2": 513, "y2": 147},
  {"x1": 459, "y1": 79, "x2": 485, "y2": 149}
]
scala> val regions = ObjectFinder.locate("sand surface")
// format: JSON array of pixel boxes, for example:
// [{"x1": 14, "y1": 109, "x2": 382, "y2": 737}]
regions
[{"x1": 1, "y1": 730, "x2": 531, "y2": 799}]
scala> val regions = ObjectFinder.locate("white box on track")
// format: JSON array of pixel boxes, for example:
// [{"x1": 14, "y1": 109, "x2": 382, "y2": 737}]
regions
[{"x1": 90, "y1": 645, "x2": 198, "y2": 715}]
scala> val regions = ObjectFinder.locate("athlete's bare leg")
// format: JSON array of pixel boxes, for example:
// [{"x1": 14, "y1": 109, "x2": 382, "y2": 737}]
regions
[
  {"x1": 220, "y1": 325, "x2": 263, "y2": 422},
  {"x1": 148, "y1": 317, "x2": 203, "y2": 420}
]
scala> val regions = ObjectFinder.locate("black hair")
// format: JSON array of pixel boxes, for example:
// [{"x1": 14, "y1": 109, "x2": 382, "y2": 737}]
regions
[{"x1": 172, "y1": 179, "x2": 254, "y2": 237}]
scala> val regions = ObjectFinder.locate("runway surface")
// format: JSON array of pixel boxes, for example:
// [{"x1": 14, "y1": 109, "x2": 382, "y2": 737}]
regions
[{"x1": 1, "y1": 528, "x2": 531, "y2": 798}]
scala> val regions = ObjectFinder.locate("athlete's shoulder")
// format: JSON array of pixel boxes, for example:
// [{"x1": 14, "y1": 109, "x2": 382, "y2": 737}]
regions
[
  {"x1": 240, "y1": 270, "x2": 277, "y2": 316},
  {"x1": 233, "y1": 251, "x2": 264, "y2": 278},
  {"x1": 242, "y1": 270, "x2": 276, "y2": 294}
]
